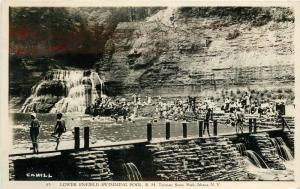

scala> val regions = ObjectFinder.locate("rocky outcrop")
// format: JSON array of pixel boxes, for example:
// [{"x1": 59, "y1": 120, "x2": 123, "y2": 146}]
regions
[
  {"x1": 100, "y1": 7, "x2": 294, "y2": 93},
  {"x1": 9, "y1": 7, "x2": 295, "y2": 105}
]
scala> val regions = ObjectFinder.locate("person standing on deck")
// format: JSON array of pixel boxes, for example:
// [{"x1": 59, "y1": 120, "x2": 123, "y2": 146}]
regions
[
  {"x1": 203, "y1": 98, "x2": 214, "y2": 136},
  {"x1": 206, "y1": 98, "x2": 215, "y2": 121},
  {"x1": 278, "y1": 96, "x2": 286, "y2": 116},
  {"x1": 235, "y1": 109, "x2": 245, "y2": 134},
  {"x1": 29, "y1": 113, "x2": 40, "y2": 153},
  {"x1": 51, "y1": 113, "x2": 66, "y2": 150}
]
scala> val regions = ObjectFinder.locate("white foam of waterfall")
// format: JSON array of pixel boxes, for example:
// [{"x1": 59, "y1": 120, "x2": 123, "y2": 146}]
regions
[
  {"x1": 92, "y1": 72, "x2": 105, "y2": 97},
  {"x1": 245, "y1": 150, "x2": 269, "y2": 169},
  {"x1": 121, "y1": 162, "x2": 143, "y2": 181},
  {"x1": 50, "y1": 70, "x2": 104, "y2": 113},
  {"x1": 20, "y1": 70, "x2": 105, "y2": 113},
  {"x1": 20, "y1": 81, "x2": 47, "y2": 112}
]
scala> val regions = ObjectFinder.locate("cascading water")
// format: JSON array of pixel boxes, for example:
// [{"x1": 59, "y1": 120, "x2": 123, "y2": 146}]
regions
[
  {"x1": 235, "y1": 143, "x2": 269, "y2": 169},
  {"x1": 121, "y1": 162, "x2": 143, "y2": 181},
  {"x1": 245, "y1": 150, "x2": 269, "y2": 169},
  {"x1": 91, "y1": 72, "x2": 105, "y2": 98},
  {"x1": 20, "y1": 69, "x2": 105, "y2": 113},
  {"x1": 236, "y1": 143, "x2": 247, "y2": 156},
  {"x1": 270, "y1": 137, "x2": 293, "y2": 161}
]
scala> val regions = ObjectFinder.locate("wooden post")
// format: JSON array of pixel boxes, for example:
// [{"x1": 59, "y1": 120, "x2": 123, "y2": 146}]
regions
[
  {"x1": 253, "y1": 118, "x2": 257, "y2": 133},
  {"x1": 213, "y1": 120, "x2": 218, "y2": 136},
  {"x1": 249, "y1": 118, "x2": 253, "y2": 133},
  {"x1": 166, "y1": 121, "x2": 170, "y2": 140},
  {"x1": 198, "y1": 120, "x2": 203, "y2": 137},
  {"x1": 84, "y1": 127, "x2": 90, "y2": 149},
  {"x1": 147, "y1": 122, "x2": 152, "y2": 142},
  {"x1": 182, "y1": 122, "x2": 187, "y2": 138},
  {"x1": 74, "y1": 127, "x2": 80, "y2": 150}
]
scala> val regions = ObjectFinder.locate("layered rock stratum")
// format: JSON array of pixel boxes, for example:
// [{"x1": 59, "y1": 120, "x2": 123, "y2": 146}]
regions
[{"x1": 9, "y1": 7, "x2": 295, "y2": 109}]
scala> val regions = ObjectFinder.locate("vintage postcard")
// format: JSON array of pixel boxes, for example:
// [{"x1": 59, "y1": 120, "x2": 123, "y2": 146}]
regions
[{"x1": 0, "y1": 0, "x2": 299, "y2": 189}]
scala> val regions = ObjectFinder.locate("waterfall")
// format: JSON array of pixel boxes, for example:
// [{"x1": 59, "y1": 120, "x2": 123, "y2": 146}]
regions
[
  {"x1": 20, "y1": 69, "x2": 105, "y2": 113},
  {"x1": 121, "y1": 162, "x2": 143, "y2": 181},
  {"x1": 270, "y1": 137, "x2": 293, "y2": 161},
  {"x1": 20, "y1": 80, "x2": 49, "y2": 112},
  {"x1": 245, "y1": 150, "x2": 269, "y2": 169},
  {"x1": 236, "y1": 143, "x2": 246, "y2": 156},
  {"x1": 235, "y1": 143, "x2": 269, "y2": 169},
  {"x1": 92, "y1": 72, "x2": 105, "y2": 97}
]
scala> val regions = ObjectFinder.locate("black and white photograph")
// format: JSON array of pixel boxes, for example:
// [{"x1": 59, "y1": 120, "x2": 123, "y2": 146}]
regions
[{"x1": 1, "y1": 1, "x2": 299, "y2": 187}]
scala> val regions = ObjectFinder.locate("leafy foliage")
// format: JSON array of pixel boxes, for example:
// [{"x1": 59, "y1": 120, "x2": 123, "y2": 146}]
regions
[
  {"x1": 9, "y1": 7, "x2": 163, "y2": 57},
  {"x1": 178, "y1": 7, "x2": 294, "y2": 26}
]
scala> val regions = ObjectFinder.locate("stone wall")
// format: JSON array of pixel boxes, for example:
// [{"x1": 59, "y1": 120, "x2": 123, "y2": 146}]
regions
[
  {"x1": 146, "y1": 137, "x2": 247, "y2": 181},
  {"x1": 9, "y1": 129, "x2": 294, "y2": 181},
  {"x1": 9, "y1": 151, "x2": 113, "y2": 181},
  {"x1": 66, "y1": 150, "x2": 113, "y2": 181}
]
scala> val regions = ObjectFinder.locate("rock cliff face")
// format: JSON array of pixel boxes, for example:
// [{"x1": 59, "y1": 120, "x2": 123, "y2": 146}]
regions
[
  {"x1": 99, "y1": 7, "x2": 294, "y2": 95},
  {"x1": 9, "y1": 7, "x2": 163, "y2": 107},
  {"x1": 10, "y1": 7, "x2": 295, "y2": 107}
]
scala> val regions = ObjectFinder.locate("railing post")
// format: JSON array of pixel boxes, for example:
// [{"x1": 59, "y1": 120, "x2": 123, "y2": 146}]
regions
[
  {"x1": 198, "y1": 120, "x2": 203, "y2": 137},
  {"x1": 182, "y1": 122, "x2": 187, "y2": 138},
  {"x1": 166, "y1": 121, "x2": 170, "y2": 140},
  {"x1": 249, "y1": 118, "x2": 253, "y2": 133},
  {"x1": 147, "y1": 122, "x2": 152, "y2": 142},
  {"x1": 213, "y1": 120, "x2": 218, "y2": 136},
  {"x1": 74, "y1": 127, "x2": 80, "y2": 150},
  {"x1": 253, "y1": 118, "x2": 257, "y2": 133},
  {"x1": 84, "y1": 127, "x2": 90, "y2": 149}
]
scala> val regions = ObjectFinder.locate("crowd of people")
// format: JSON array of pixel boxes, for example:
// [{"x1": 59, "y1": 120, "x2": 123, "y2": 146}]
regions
[
  {"x1": 221, "y1": 92, "x2": 286, "y2": 117},
  {"x1": 28, "y1": 92, "x2": 288, "y2": 153},
  {"x1": 86, "y1": 92, "x2": 287, "y2": 124}
]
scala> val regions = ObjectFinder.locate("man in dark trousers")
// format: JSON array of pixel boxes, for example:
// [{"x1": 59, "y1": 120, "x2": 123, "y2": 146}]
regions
[
  {"x1": 235, "y1": 109, "x2": 245, "y2": 134},
  {"x1": 203, "y1": 98, "x2": 214, "y2": 136},
  {"x1": 29, "y1": 113, "x2": 40, "y2": 153},
  {"x1": 51, "y1": 113, "x2": 66, "y2": 150}
]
